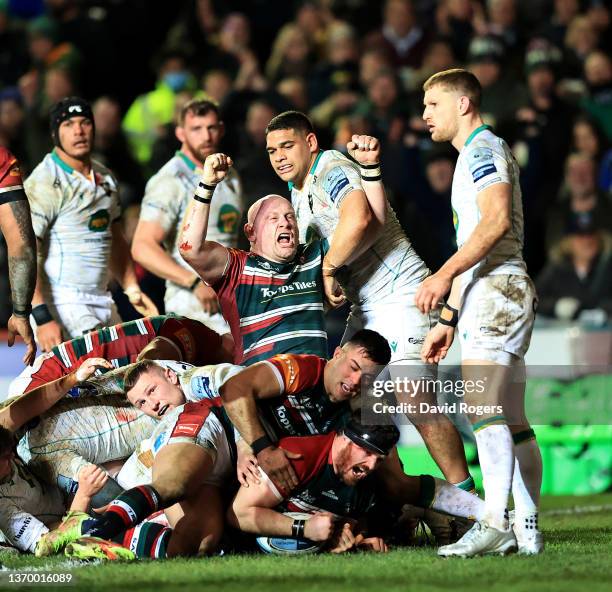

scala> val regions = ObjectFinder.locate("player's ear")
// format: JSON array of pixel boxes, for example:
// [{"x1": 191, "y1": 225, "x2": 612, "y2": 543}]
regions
[
  {"x1": 244, "y1": 222, "x2": 255, "y2": 243},
  {"x1": 175, "y1": 125, "x2": 185, "y2": 144},
  {"x1": 458, "y1": 95, "x2": 470, "y2": 116},
  {"x1": 333, "y1": 346, "x2": 343, "y2": 360},
  {"x1": 165, "y1": 368, "x2": 179, "y2": 385},
  {"x1": 305, "y1": 132, "x2": 318, "y2": 153}
]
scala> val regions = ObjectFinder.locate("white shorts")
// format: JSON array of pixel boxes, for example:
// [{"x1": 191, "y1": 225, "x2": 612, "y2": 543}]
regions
[
  {"x1": 32, "y1": 288, "x2": 121, "y2": 340},
  {"x1": 341, "y1": 295, "x2": 438, "y2": 378},
  {"x1": 164, "y1": 288, "x2": 230, "y2": 336},
  {"x1": 116, "y1": 402, "x2": 233, "y2": 489},
  {"x1": 459, "y1": 274, "x2": 537, "y2": 365}
]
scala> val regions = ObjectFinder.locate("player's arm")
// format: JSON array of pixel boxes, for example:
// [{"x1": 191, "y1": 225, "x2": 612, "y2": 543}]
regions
[
  {"x1": 220, "y1": 362, "x2": 300, "y2": 492},
  {"x1": 228, "y1": 472, "x2": 336, "y2": 543},
  {"x1": 0, "y1": 358, "x2": 113, "y2": 432},
  {"x1": 109, "y1": 220, "x2": 158, "y2": 316},
  {"x1": 0, "y1": 199, "x2": 37, "y2": 365},
  {"x1": 69, "y1": 465, "x2": 108, "y2": 512},
  {"x1": 178, "y1": 154, "x2": 232, "y2": 284},
  {"x1": 415, "y1": 182, "x2": 512, "y2": 313}
]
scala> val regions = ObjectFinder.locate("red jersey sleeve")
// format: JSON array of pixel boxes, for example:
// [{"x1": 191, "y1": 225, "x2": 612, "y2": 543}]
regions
[
  {"x1": 0, "y1": 148, "x2": 26, "y2": 205},
  {"x1": 264, "y1": 354, "x2": 326, "y2": 395}
]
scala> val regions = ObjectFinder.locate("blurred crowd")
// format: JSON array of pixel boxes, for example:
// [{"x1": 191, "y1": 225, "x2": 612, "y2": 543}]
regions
[{"x1": 1, "y1": 0, "x2": 611, "y2": 327}]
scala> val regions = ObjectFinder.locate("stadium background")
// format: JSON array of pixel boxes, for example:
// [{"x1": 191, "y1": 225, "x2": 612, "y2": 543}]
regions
[{"x1": 0, "y1": 0, "x2": 611, "y2": 498}]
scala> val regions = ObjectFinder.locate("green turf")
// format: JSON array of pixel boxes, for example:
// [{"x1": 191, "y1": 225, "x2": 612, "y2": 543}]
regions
[{"x1": 1, "y1": 494, "x2": 611, "y2": 592}]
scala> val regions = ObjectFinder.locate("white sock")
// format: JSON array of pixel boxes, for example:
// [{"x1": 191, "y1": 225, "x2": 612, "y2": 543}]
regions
[
  {"x1": 474, "y1": 423, "x2": 514, "y2": 530},
  {"x1": 431, "y1": 477, "x2": 485, "y2": 521},
  {"x1": 512, "y1": 433, "x2": 542, "y2": 524}
]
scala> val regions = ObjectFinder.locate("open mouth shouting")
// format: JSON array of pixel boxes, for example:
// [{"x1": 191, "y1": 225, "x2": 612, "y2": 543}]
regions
[
  {"x1": 277, "y1": 232, "x2": 294, "y2": 246},
  {"x1": 157, "y1": 403, "x2": 170, "y2": 418}
]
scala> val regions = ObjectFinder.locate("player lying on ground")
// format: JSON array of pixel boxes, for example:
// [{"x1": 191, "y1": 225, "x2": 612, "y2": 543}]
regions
[
  {"x1": 0, "y1": 359, "x2": 114, "y2": 553},
  {"x1": 229, "y1": 418, "x2": 482, "y2": 554},
  {"x1": 36, "y1": 363, "x2": 246, "y2": 560}
]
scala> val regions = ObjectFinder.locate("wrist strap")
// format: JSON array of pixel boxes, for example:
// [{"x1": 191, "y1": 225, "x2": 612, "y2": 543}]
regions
[
  {"x1": 292, "y1": 519, "x2": 306, "y2": 539},
  {"x1": 12, "y1": 305, "x2": 32, "y2": 318},
  {"x1": 251, "y1": 435, "x2": 274, "y2": 456},
  {"x1": 346, "y1": 152, "x2": 382, "y2": 181},
  {"x1": 439, "y1": 304, "x2": 459, "y2": 327},
  {"x1": 194, "y1": 181, "x2": 215, "y2": 204},
  {"x1": 32, "y1": 304, "x2": 53, "y2": 326},
  {"x1": 188, "y1": 276, "x2": 202, "y2": 292}
]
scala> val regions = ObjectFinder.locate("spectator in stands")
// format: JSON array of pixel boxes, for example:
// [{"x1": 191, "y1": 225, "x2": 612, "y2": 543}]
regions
[
  {"x1": 571, "y1": 115, "x2": 612, "y2": 195},
  {"x1": 0, "y1": 0, "x2": 30, "y2": 88},
  {"x1": 92, "y1": 97, "x2": 144, "y2": 209},
  {"x1": 202, "y1": 69, "x2": 233, "y2": 105},
  {"x1": 365, "y1": 0, "x2": 430, "y2": 69},
  {"x1": 435, "y1": 0, "x2": 479, "y2": 61},
  {"x1": 265, "y1": 24, "x2": 314, "y2": 85},
  {"x1": 536, "y1": 208, "x2": 612, "y2": 322},
  {"x1": 276, "y1": 76, "x2": 309, "y2": 112},
  {"x1": 122, "y1": 50, "x2": 196, "y2": 170},
  {"x1": 539, "y1": 0, "x2": 581, "y2": 49},
  {"x1": 581, "y1": 50, "x2": 612, "y2": 142},
  {"x1": 563, "y1": 15, "x2": 601, "y2": 79},
  {"x1": 0, "y1": 90, "x2": 27, "y2": 169}
]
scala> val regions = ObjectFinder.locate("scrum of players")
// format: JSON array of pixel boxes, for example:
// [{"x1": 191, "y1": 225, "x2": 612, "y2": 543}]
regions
[{"x1": 0, "y1": 69, "x2": 543, "y2": 560}]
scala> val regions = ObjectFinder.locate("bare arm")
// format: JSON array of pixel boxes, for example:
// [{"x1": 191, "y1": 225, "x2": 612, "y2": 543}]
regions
[
  {"x1": 0, "y1": 200, "x2": 37, "y2": 364},
  {"x1": 415, "y1": 183, "x2": 512, "y2": 313},
  {"x1": 131, "y1": 219, "x2": 198, "y2": 288},
  {"x1": 178, "y1": 154, "x2": 232, "y2": 284},
  {"x1": 0, "y1": 358, "x2": 112, "y2": 432}
]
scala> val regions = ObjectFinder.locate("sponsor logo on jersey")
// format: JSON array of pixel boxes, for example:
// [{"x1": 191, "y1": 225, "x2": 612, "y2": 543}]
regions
[
  {"x1": 323, "y1": 167, "x2": 350, "y2": 203},
  {"x1": 88, "y1": 208, "x2": 110, "y2": 232},
  {"x1": 468, "y1": 147, "x2": 497, "y2": 182},
  {"x1": 174, "y1": 328, "x2": 195, "y2": 362},
  {"x1": 390, "y1": 341, "x2": 398, "y2": 352},
  {"x1": 14, "y1": 516, "x2": 32, "y2": 540},
  {"x1": 261, "y1": 280, "x2": 317, "y2": 300},
  {"x1": 192, "y1": 375, "x2": 214, "y2": 399},
  {"x1": 275, "y1": 404, "x2": 296, "y2": 435},
  {"x1": 173, "y1": 422, "x2": 200, "y2": 437},
  {"x1": 408, "y1": 337, "x2": 424, "y2": 345},
  {"x1": 217, "y1": 204, "x2": 240, "y2": 234}
]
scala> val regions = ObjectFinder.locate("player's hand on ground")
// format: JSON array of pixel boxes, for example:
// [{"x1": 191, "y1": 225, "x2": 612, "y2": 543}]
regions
[
  {"x1": 355, "y1": 535, "x2": 388, "y2": 553},
  {"x1": 76, "y1": 464, "x2": 108, "y2": 497},
  {"x1": 304, "y1": 513, "x2": 338, "y2": 543},
  {"x1": 124, "y1": 286, "x2": 159, "y2": 317},
  {"x1": 414, "y1": 271, "x2": 452, "y2": 313},
  {"x1": 203, "y1": 153, "x2": 233, "y2": 186},
  {"x1": 237, "y1": 441, "x2": 260, "y2": 487},
  {"x1": 256, "y1": 446, "x2": 301, "y2": 493},
  {"x1": 75, "y1": 357, "x2": 114, "y2": 383},
  {"x1": 7, "y1": 314, "x2": 37, "y2": 365},
  {"x1": 194, "y1": 283, "x2": 220, "y2": 315},
  {"x1": 347, "y1": 134, "x2": 381, "y2": 166},
  {"x1": 328, "y1": 522, "x2": 358, "y2": 553},
  {"x1": 36, "y1": 320, "x2": 63, "y2": 352},
  {"x1": 420, "y1": 323, "x2": 455, "y2": 364},
  {"x1": 322, "y1": 274, "x2": 346, "y2": 309}
]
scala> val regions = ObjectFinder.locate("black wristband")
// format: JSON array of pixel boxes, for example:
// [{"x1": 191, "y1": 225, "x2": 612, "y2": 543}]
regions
[
  {"x1": 346, "y1": 153, "x2": 380, "y2": 169},
  {"x1": 361, "y1": 174, "x2": 382, "y2": 181},
  {"x1": 12, "y1": 305, "x2": 32, "y2": 318},
  {"x1": 438, "y1": 304, "x2": 459, "y2": 327},
  {"x1": 251, "y1": 435, "x2": 274, "y2": 456},
  {"x1": 32, "y1": 304, "x2": 53, "y2": 326},
  {"x1": 193, "y1": 194, "x2": 212, "y2": 204},
  {"x1": 188, "y1": 276, "x2": 202, "y2": 292},
  {"x1": 292, "y1": 519, "x2": 306, "y2": 539},
  {"x1": 199, "y1": 181, "x2": 217, "y2": 191}
]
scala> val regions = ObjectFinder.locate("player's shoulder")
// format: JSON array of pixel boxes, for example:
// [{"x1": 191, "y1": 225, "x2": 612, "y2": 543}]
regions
[
  {"x1": 318, "y1": 149, "x2": 359, "y2": 175},
  {"x1": 265, "y1": 353, "x2": 326, "y2": 389},
  {"x1": 280, "y1": 433, "x2": 333, "y2": 470}
]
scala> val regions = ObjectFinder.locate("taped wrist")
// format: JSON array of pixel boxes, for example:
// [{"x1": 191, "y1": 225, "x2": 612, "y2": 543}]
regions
[
  {"x1": 32, "y1": 304, "x2": 53, "y2": 326},
  {"x1": 188, "y1": 276, "x2": 202, "y2": 292},
  {"x1": 292, "y1": 519, "x2": 306, "y2": 539},
  {"x1": 346, "y1": 153, "x2": 381, "y2": 181},
  {"x1": 439, "y1": 304, "x2": 459, "y2": 327},
  {"x1": 194, "y1": 181, "x2": 216, "y2": 204},
  {"x1": 12, "y1": 304, "x2": 32, "y2": 318}
]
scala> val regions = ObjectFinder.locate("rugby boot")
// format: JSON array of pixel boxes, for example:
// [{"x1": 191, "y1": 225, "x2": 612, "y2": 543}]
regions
[
  {"x1": 35, "y1": 511, "x2": 89, "y2": 557},
  {"x1": 438, "y1": 520, "x2": 517, "y2": 557},
  {"x1": 64, "y1": 536, "x2": 135, "y2": 561}
]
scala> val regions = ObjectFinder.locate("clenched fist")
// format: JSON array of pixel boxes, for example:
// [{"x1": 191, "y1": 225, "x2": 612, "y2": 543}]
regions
[
  {"x1": 203, "y1": 153, "x2": 233, "y2": 186},
  {"x1": 347, "y1": 134, "x2": 380, "y2": 166}
]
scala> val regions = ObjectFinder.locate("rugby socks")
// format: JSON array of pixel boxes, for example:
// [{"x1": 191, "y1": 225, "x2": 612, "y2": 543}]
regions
[
  {"x1": 473, "y1": 418, "x2": 514, "y2": 531},
  {"x1": 453, "y1": 475, "x2": 476, "y2": 493},
  {"x1": 83, "y1": 485, "x2": 162, "y2": 540},
  {"x1": 512, "y1": 429, "x2": 542, "y2": 526},
  {"x1": 112, "y1": 520, "x2": 171, "y2": 558},
  {"x1": 418, "y1": 475, "x2": 485, "y2": 521}
]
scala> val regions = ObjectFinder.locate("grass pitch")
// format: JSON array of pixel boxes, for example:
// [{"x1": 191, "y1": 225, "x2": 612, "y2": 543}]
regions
[{"x1": 1, "y1": 494, "x2": 611, "y2": 592}]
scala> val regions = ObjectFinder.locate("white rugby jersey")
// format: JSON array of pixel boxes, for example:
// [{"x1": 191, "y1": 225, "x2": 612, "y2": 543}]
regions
[
  {"x1": 452, "y1": 125, "x2": 527, "y2": 284},
  {"x1": 138, "y1": 152, "x2": 243, "y2": 302},
  {"x1": 290, "y1": 150, "x2": 429, "y2": 306},
  {"x1": 24, "y1": 151, "x2": 122, "y2": 295},
  {"x1": 0, "y1": 458, "x2": 64, "y2": 552}
]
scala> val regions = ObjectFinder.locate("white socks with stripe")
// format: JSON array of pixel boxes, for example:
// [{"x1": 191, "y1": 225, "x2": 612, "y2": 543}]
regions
[{"x1": 512, "y1": 434, "x2": 542, "y2": 526}]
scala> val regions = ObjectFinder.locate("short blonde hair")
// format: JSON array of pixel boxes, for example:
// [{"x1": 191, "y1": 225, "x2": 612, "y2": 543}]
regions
[{"x1": 423, "y1": 68, "x2": 482, "y2": 108}]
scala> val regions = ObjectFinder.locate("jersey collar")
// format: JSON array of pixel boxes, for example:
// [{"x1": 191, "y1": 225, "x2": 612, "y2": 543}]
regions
[
  {"x1": 288, "y1": 150, "x2": 324, "y2": 191},
  {"x1": 176, "y1": 150, "x2": 201, "y2": 172},
  {"x1": 51, "y1": 148, "x2": 74, "y2": 174},
  {"x1": 464, "y1": 124, "x2": 492, "y2": 147}
]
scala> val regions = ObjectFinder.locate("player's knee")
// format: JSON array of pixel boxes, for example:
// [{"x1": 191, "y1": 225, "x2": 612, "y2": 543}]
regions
[{"x1": 152, "y1": 476, "x2": 188, "y2": 506}]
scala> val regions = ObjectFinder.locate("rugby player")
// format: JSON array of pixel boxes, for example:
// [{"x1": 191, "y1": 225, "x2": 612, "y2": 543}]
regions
[
  {"x1": 132, "y1": 99, "x2": 243, "y2": 335},
  {"x1": 0, "y1": 358, "x2": 114, "y2": 553},
  {"x1": 417, "y1": 68, "x2": 541, "y2": 556},
  {"x1": 8, "y1": 314, "x2": 233, "y2": 397},
  {"x1": 229, "y1": 418, "x2": 483, "y2": 553},
  {"x1": 24, "y1": 97, "x2": 157, "y2": 351},
  {"x1": 264, "y1": 111, "x2": 473, "y2": 490},
  {"x1": 0, "y1": 147, "x2": 37, "y2": 365}
]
